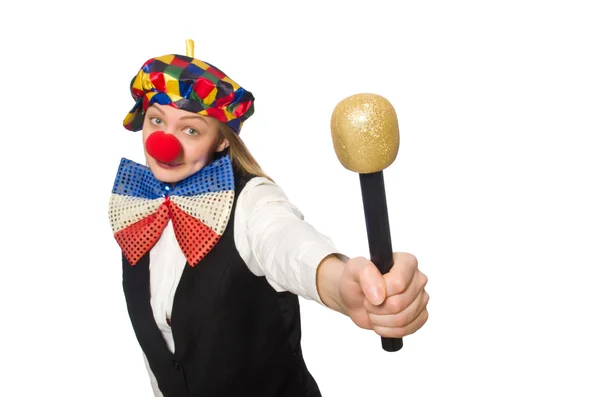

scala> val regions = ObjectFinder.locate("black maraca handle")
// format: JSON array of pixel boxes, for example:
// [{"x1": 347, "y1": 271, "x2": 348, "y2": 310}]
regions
[{"x1": 359, "y1": 171, "x2": 403, "y2": 352}]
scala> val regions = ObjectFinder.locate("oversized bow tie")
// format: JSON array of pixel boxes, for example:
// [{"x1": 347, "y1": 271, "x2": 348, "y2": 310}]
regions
[{"x1": 109, "y1": 155, "x2": 235, "y2": 266}]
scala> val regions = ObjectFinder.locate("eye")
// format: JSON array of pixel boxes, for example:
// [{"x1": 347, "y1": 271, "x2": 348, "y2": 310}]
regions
[
  {"x1": 149, "y1": 117, "x2": 163, "y2": 126},
  {"x1": 184, "y1": 127, "x2": 199, "y2": 136}
]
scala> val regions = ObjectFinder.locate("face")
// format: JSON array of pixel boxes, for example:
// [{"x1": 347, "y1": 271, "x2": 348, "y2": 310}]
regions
[{"x1": 142, "y1": 104, "x2": 229, "y2": 183}]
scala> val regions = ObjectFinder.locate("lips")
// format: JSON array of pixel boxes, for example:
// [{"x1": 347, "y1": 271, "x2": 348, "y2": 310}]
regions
[{"x1": 156, "y1": 160, "x2": 184, "y2": 170}]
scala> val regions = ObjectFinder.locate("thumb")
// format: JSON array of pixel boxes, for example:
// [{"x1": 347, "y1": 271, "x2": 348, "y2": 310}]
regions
[{"x1": 357, "y1": 258, "x2": 386, "y2": 306}]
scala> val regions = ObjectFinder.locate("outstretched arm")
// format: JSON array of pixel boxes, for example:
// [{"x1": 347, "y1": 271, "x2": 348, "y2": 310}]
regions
[{"x1": 235, "y1": 176, "x2": 429, "y2": 338}]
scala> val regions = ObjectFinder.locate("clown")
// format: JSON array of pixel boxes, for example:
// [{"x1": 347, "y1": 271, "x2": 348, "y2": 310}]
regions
[{"x1": 109, "y1": 40, "x2": 429, "y2": 396}]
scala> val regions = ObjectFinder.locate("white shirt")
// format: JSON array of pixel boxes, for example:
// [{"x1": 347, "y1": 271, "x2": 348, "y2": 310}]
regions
[{"x1": 142, "y1": 176, "x2": 342, "y2": 396}]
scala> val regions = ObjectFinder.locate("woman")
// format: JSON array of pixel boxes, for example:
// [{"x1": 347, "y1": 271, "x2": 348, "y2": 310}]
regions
[{"x1": 109, "y1": 41, "x2": 429, "y2": 397}]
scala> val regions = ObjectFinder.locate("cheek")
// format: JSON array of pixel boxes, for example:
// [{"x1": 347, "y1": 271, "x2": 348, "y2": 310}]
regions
[
  {"x1": 184, "y1": 139, "x2": 220, "y2": 164},
  {"x1": 141, "y1": 127, "x2": 151, "y2": 145},
  {"x1": 141, "y1": 125, "x2": 161, "y2": 150}
]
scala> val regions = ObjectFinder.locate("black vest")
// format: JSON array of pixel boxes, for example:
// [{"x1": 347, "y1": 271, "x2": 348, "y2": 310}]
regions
[{"x1": 121, "y1": 172, "x2": 322, "y2": 397}]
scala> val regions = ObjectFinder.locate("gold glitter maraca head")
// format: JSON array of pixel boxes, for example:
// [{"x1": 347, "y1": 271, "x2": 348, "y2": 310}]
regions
[{"x1": 330, "y1": 93, "x2": 400, "y2": 173}]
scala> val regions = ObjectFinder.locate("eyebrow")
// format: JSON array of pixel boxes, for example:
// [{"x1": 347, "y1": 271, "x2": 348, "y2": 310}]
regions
[
  {"x1": 180, "y1": 114, "x2": 209, "y2": 124},
  {"x1": 146, "y1": 106, "x2": 164, "y2": 114},
  {"x1": 146, "y1": 106, "x2": 208, "y2": 125}
]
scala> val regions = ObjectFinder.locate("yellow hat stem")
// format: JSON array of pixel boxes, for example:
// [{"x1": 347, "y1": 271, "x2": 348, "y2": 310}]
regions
[{"x1": 186, "y1": 39, "x2": 194, "y2": 57}]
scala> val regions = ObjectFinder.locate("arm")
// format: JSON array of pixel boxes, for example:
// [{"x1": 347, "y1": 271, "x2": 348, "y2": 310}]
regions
[
  {"x1": 234, "y1": 177, "x2": 346, "y2": 306},
  {"x1": 234, "y1": 177, "x2": 430, "y2": 338}
]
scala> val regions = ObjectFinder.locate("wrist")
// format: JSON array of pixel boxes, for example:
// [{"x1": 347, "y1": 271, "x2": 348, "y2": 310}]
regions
[{"x1": 316, "y1": 254, "x2": 348, "y2": 315}]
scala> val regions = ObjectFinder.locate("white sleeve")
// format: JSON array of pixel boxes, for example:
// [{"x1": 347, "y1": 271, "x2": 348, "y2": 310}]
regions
[
  {"x1": 234, "y1": 176, "x2": 345, "y2": 305},
  {"x1": 143, "y1": 353, "x2": 164, "y2": 397}
]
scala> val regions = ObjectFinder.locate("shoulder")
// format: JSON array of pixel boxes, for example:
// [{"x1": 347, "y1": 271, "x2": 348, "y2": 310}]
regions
[
  {"x1": 233, "y1": 176, "x2": 299, "y2": 267},
  {"x1": 234, "y1": 176, "x2": 303, "y2": 228},
  {"x1": 238, "y1": 176, "x2": 292, "y2": 206}
]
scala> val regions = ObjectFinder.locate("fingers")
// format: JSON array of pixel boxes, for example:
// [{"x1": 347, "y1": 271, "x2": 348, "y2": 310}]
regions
[
  {"x1": 368, "y1": 289, "x2": 430, "y2": 328},
  {"x1": 384, "y1": 252, "x2": 419, "y2": 296},
  {"x1": 346, "y1": 252, "x2": 430, "y2": 339},
  {"x1": 354, "y1": 257, "x2": 387, "y2": 306},
  {"x1": 365, "y1": 269, "x2": 428, "y2": 315},
  {"x1": 372, "y1": 308, "x2": 429, "y2": 338}
]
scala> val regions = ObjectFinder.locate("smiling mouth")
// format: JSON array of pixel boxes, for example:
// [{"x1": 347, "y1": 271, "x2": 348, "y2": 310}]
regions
[{"x1": 156, "y1": 160, "x2": 184, "y2": 169}]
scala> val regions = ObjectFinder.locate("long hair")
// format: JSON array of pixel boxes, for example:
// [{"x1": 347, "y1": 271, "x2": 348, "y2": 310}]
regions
[{"x1": 217, "y1": 123, "x2": 273, "y2": 182}]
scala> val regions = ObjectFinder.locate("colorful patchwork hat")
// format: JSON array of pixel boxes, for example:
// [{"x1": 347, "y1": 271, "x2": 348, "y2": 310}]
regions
[{"x1": 123, "y1": 39, "x2": 254, "y2": 134}]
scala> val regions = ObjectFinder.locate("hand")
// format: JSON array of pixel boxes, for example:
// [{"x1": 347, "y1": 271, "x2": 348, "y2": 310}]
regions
[{"x1": 338, "y1": 252, "x2": 429, "y2": 338}]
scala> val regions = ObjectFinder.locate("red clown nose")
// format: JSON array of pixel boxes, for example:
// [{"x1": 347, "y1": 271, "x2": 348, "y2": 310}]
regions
[{"x1": 145, "y1": 131, "x2": 182, "y2": 163}]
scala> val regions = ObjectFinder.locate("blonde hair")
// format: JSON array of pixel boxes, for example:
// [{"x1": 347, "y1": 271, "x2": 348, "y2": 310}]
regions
[{"x1": 218, "y1": 123, "x2": 273, "y2": 182}]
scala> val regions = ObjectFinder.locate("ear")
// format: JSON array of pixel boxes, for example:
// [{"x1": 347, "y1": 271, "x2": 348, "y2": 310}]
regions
[{"x1": 216, "y1": 138, "x2": 230, "y2": 153}]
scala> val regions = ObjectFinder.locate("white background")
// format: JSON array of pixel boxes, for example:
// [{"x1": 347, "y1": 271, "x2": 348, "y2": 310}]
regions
[{"x1": 1, "y1": 0, "x2": 599, "y2": 395}]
